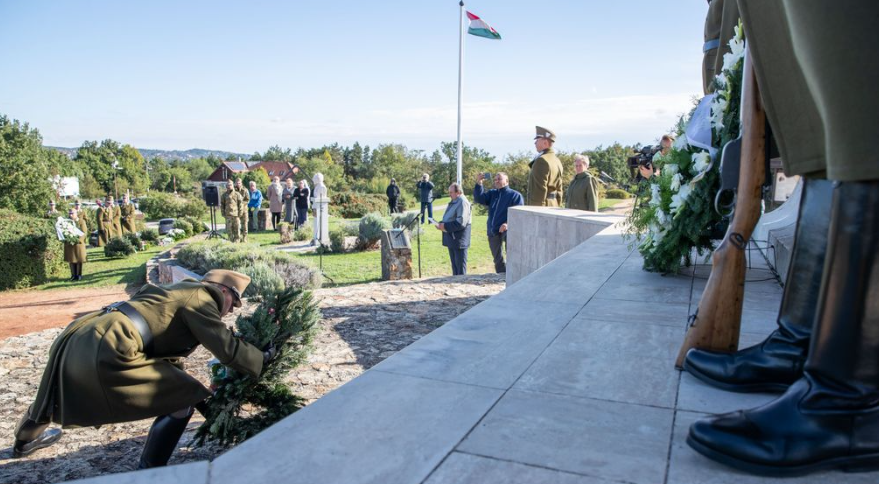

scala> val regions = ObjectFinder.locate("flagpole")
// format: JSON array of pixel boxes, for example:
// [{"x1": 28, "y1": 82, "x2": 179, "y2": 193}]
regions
[{"x1": 456, "y1": 0, "x2": 464, "y2": 186}]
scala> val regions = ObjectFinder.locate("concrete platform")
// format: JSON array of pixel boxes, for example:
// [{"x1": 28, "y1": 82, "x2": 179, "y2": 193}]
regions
[{"x1": 71, "y1": 218, "x2": 877, "y2": 484}]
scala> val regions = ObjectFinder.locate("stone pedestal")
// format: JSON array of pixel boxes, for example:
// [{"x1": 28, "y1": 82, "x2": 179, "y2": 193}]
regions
[
  {"x1": 256, "y1": 209, "x2": 269, "y2": 231},
  {"x1": 380, "y1": 229, "x2": 412, "y2": 280},
  {"x1": 313, "y1": 197, "x2": 330, "y2": 246},
  {"x1": 279, "y1": 223, "x2": 292, "y2": 244}
]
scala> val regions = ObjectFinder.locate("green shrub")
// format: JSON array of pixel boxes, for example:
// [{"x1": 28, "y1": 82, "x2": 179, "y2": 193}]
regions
[
  {"x1": 392, "y1": 212, "x2": 422, "y2": 236},
  {"x1": 293, "y1": 224, "x2": 313, "y2": 241},
  {"x1": 138, "y1": 192, "x2": 207, "y2": 220},
  {"x1": 358, "y1": 212, "x2": 391, "y2": 248},
  {"x1": 329, "y1": 192, "x2": 388, "y2": 218},
  {"x1": 174, "y1": 218, "x2": 194, "y2": 237},
  {"x1": 0, "y1": 209, "x2": 66, "y2": 290},
  {"x1": 123, "y1": 231, "x2": 143, "y2": 250},
  {"x1": 104, "y1": 236, "x2": 137, "y2": 258},
  {"x1": 176, "y1": 240, "x2": 321, "y2": 291},
  {"x1": 182, "y1": 215, "x2": 207, "y2": 234},
  {"x1": 239, "y1": 262, "x2": 285, "y2": 298},
  {"x1": 605, "y1": 188, "x2": 631, "y2": 199},
  {"x1": 141, "y1": 228, "x2": 160, "y2": 244}
]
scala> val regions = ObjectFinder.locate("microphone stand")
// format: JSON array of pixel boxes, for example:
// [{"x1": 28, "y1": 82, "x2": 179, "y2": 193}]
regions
[{"x1": 400, "y1": 213, "x2": 422, "y2": 278}]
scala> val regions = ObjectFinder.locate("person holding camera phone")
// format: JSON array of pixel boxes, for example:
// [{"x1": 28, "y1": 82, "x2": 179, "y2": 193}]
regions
[{"x1": 473, "y1": 172, "x2": 523, "y2": 273}]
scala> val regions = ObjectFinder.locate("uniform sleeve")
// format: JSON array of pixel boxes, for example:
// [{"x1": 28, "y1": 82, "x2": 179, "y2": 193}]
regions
[
  {"x1": 181, "y1": 289, "x2": 264, "y2": 378},
  {"x1": 529, "y1": 158, "x2": 551, "y2": 206},
  {"x1": 588, "y1": 178, "x2": 599, "y2": 212},
  {"x1": 221, "y1": 194, "x2": 228, "y2": 213}
]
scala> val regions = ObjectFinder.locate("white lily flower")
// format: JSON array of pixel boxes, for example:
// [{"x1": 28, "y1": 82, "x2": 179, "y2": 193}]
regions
[
  {"x1": 673, "y1": 134, "x2": 689, "y2": 150},
  {"x1": 656, "y1": 209, "x2": 668, "y2": 225},
  {"x1": 665, "y1": 163, "x2": 679, "y2": 175},
  {"x1": 691, "y1": 151, "x2": 710, "y2": 174},
  {"x1": 670, "y1": 184, "x2": 693, "y2": 214},
  {"x1": 649, "y1": 183, "x2": 661, "y2": 207},
  {"x1": 710, "y1": 96, "x2": 728, "y2": 130},
  {"x1": 670, "y1": 173, "x2": 682, "y2": 192}
]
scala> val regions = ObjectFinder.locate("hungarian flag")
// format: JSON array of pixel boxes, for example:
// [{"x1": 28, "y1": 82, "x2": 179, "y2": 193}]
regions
[{"x1": 467, "y1": 11, "x2": 501, "y2": 40}]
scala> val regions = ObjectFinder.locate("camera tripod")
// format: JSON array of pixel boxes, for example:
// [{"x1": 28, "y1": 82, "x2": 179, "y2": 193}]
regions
[{"x1": 207, "y1": 205, "x2": 225, "y2": 240}]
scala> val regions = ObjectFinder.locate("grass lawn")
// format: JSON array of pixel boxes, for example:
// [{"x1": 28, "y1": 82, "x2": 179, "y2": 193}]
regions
[
  {"x1": 31, "y1": 245, "x2": 165, "y2": 291},
  {"x1": 599, "y1": 198, "x2": 628, "y2": 210},
  {"x1": 233, "y1": 208, "x2": 497, "y2": 286}
]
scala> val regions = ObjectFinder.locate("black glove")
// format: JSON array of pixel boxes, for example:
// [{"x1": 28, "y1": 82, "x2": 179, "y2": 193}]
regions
[{"x1": 262, "y1": 343, "x2": 277, "y2": 364}]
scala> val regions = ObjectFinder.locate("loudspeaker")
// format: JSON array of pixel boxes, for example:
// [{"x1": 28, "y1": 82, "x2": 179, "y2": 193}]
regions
[{"x1": 203, "y1": 185, "x2": 220, "y2": 207}]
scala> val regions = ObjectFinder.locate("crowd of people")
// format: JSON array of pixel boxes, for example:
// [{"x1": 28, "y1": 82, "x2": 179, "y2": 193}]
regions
[{"x1": 221, "y1": 176, "x2": 311, "y2": 243}]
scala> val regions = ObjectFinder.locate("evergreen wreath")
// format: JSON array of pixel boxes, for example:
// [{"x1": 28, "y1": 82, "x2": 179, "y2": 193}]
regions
[
  {"x1": 625, "y1": 21, "x2": 745, "y2": 273},
  {"x1": 193, "y1": 286, "x2": 321, "y2": 447}
]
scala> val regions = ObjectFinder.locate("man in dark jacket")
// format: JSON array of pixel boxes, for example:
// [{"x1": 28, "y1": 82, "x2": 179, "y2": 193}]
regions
[
  {"x1": 435, "y1": 183, "x2": 471, "y2": 276},
  {"x1": 386, "y1": 178, "x2": 401, "y2": 214},
  {"x1": 473, "y1": 172, "x2": 523, "y2": 273},
  {"x1": 416, "y1": 174, "x2": 435, "y2": 224}
]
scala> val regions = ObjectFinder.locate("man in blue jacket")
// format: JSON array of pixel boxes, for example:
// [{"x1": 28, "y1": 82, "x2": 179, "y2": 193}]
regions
[
  {"x1": 435, "y1": 183, "x2": 471, "y2": 276},
  {"x1": 416, "y1": 173, "x2": 435, "y2": 224},
  {"x1": 247, "y1": 181, "x2": 263, "y2": 232},
  {"x1": 473, "y1": 172, "x2": 523, "y2": 273}
]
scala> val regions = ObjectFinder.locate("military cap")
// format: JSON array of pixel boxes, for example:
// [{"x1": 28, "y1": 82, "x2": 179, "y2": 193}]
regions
[
  {"x1": 203, "y1": 269, "x2": 251, "y2": 307},
  {"x1": 534, "y1": 126, "x2": 556, "y2": 142}
]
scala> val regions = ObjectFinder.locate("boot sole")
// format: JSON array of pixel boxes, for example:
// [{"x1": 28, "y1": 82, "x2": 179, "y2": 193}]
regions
[
  {"x1": 687, "y1": 434, "x2": 879, "y2": 476},
  {"x1": 12, "y1": 430, "x2": 63, "y2": 458},
  {"x1": 683, "y1": 359, "x2": 792, "y2": 394}
]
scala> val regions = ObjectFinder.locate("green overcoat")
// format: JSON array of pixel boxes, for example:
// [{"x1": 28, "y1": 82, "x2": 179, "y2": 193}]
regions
[
  {"x1": 111, "y1": 205, "x2": 123, "y2": 238},
  {"x1": 526, "y1": 148, "x2": 564, "y2": 207},
  {"x1": 27, "y1": 280, "x2": 263, "y2": 428},
  {"x1": 120, "y1": 203, "x2": 136, "y2": 234},
  {"x1": 565, "y1": 172, "x2": 599, "y2": 212},
  {"x1": 63, "y1": 217, "x2": 88, "y2": 264},
  {"x1": 96, "y1": 206, "x2": 109, "y2": 246}
]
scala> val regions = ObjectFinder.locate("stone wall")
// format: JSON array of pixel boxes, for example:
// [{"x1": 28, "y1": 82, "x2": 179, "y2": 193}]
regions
[{"x1": 505, "y1": 206, "x2": 624, "y2": 285}]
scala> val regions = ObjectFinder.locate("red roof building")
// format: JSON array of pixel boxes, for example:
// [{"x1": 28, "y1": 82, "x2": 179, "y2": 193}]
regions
[{"x1": 205, "y1": 161, "x2": 296, "y2": 182}]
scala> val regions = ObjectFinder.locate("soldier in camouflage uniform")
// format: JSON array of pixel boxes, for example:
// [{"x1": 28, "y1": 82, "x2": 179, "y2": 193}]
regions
[
  {"x1": 221, "y1": 180, "x2": 242, "y2": 242},
  {"x1": 234, "y1": 178, "x2": 249, "y2": 242}
]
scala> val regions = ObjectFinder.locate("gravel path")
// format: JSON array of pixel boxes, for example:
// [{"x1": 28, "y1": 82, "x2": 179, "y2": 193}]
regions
[{"x1": 0, "y1": 273, "x2": 505, "y2": 484}]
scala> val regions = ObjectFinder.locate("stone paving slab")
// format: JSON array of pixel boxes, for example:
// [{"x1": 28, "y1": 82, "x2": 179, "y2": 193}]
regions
[
  {"x1": 579, "y1": 297, "x2": 690, "y2": 329},
  {"x1": 211, "y1": 370, "x2": 502, "y2": 484},
  {"x1": 458, "y1": 389, "x2": 674, "y2": 484},
  {"x1": 371, "y1": 300, "x2": 584, "y2": 389},
  {"x1": 423, "y1": 452, "x2": 611, "y2": 484},
  {"x1": 67, "y1": 462, "x2": 209, "y2": 484},
  {"x1": 515, "y1": 317, "x2": 682, "y2": 408}
]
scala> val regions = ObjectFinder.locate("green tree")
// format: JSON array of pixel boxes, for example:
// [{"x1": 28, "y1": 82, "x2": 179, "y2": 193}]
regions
[
  {"x1": 74, "y1": 140, "x2": 149, "y2": 197},
  {"x1": 243, "y1": 167, "x2": 271, "y2": 197},
  {"x1": 186, "y1": 157, "x2": 214, "y2": 181},
  {"x1": 0, "y1": 115, "x2": 54, "y2": 215}
]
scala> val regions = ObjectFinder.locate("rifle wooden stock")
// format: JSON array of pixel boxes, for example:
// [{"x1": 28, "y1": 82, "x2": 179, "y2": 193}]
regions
[{"x1": 675, "y1": 46, "x2": 766, "y2": 369}]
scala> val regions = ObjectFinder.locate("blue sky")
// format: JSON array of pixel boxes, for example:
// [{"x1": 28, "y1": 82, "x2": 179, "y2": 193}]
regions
[{"x1": 0, "y1": 1, "x2": 707, "y2": 159}]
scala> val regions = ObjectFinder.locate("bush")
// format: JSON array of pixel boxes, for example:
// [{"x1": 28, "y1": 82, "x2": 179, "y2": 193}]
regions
[
  {"x1": 174, "y1": 218, "x2": 194, "y2": 237},
  {"x1": 176, "y1": 240, "x2": 322, "y2": 291},
  {"x1": 123, "y1": 231, "x2": 142, "y2": 250},
  {"x1": 358, "y1": 212, "x2": 391, "y2": 248},
  {"x1": 138, "y1": 192, "x2": 207, "y2": 220},
  {"x1": 182, "y1": 215, "x2": 207, "y2": 234},
  {"x1": 293, "y1": 224, "x2": 313, "y2": 242},
  {"x1": 104, "y1": 236, "x2": 137, "y2": 258},
  {"x1": 0, "y1": 209, "x2": 66, "y2": 290},
  {"x1": 141, "y1": 228, "x2": 160, "y2": 244},
  {"x1": 330, "y1": 192, "x2": 388, "y2": 219},
  {"x1": 239, "y1": 262, "x2": 285, "y2": 299},
  {"x1": 392, "y1": 212, "x2": 422, "y2": 236},
  {"x1": 605, "y1": 188, "x2": 631, "y2": 199}
]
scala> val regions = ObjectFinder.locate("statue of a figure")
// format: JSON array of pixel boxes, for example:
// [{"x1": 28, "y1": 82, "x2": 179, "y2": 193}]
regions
[{"x1": 311, "y1": 173, "x2": 330, "y2": 246}]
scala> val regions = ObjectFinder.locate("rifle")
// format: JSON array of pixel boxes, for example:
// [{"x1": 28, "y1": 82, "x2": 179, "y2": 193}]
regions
[{"x1": 675, "y1": 44, "x2": 766, "y2": 369}]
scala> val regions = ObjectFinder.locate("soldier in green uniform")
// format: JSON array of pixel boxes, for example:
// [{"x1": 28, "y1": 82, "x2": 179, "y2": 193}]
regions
[
  {"x1": 526, "y1": 126, "x2": 564, "y2": 207},
  {"x1": 63, "y1": 208, "x2": 88, "y2": 281},
  {"x1": 45, "y1": 201, "x2": 60, "y2": 219},
  {"x1": 221, "y1": 180, "x2": 242, "y2": 242},
  {"x1": 108, "y1": 195, "x2": 123, "y2": 238},
  {"x1": 684, "y1": 1, "x2": 879, "y2": 475},
  {"x1": 565, "y1": 154, "x2": 599, "y2": 211},
  {"x1": 11, "y1": 269, "x2": 271, "y2": 468},
  {"x1": 120, "y1": 193, "x2": 136, "y2": 234},
  {"x1": 702, "y1": 0, "x2": 740, "y2": 94},
  {"x1": 234, "y1": 178, "x2": 249, "y2": 243},
  {"x1": 95, "y1": 199, "x2": 109, "y2": 247}
]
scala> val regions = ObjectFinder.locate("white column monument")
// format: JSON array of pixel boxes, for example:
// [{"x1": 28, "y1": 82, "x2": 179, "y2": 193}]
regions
[{"x1": 311, "y1": 173, "x2": 330, "y2": 246}]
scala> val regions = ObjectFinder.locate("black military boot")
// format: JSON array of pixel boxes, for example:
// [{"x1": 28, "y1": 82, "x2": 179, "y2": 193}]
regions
[
  {"x1": 12, "y1": 414, "x2": 63, "y2": 458},
  {"x1": 683, "y1": 179, "x2": 832, "y2": 392},
  {"x1": 69, "y1": 263, "x2": 77, "y2": 282},
  {"x1": 687, "y1": 181, "x2": 879, "y2": 476},
  {"x1": 137, "y1": 409, "x2": 193, "y2": 469},
  {"x1": 76, "y1": 263, "x2": 83, "y2": 281}
]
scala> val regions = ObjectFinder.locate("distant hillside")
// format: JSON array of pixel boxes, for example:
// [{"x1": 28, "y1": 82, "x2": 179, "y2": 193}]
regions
[{"x1": 48, "y1": 146, "x2": 249, "y2": 162}]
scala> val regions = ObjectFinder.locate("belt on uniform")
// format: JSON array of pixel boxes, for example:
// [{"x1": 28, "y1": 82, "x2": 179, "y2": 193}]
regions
[
  {"x1": 546, "y1": 192, "x2": 559, "y2": 200},
  {"x1": 103, "y1": 301, "x2": 154, "y2": 355}
]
